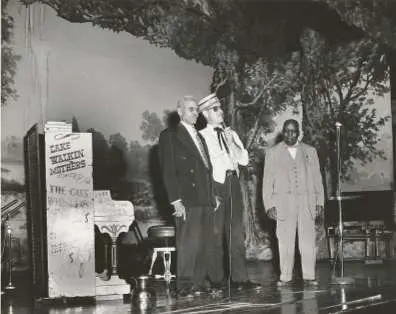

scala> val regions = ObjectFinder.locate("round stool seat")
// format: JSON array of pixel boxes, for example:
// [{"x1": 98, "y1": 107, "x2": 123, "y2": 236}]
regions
[
  {"x1": 148, "y1": 225, "x2": 175, "y2": 238},
  {"x1": 148, "y1": 225, "x2": 175, "y2": 247}
]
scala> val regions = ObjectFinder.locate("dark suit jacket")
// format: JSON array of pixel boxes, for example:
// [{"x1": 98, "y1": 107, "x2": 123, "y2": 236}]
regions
[{"x1": 158, "y1": 123, "x2": 215, "y2": 208}]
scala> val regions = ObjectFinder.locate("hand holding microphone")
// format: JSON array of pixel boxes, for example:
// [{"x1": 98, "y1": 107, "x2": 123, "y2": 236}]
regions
[{"x1": 222, "y1": 123, "x2": 234, "y2": 144}]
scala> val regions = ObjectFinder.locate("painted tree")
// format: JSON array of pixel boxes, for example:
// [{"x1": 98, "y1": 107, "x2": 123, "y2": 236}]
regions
[
  {"x1": 22, "y1": 0, "x2": 393, "y2": 258},
  {"x1": 109, "y1": 132, "x2": 128, "y2": 152},
  {"x1": 127, "y1": 140, "x2": 150, "y2": 180},
  {"x1": 108, "y1": 132, "x2": 128, "y2": 186},
  {"x1": 71, "y1": 116, "x2": 81, "y2": 132},
  {"x1": 140, "y1": 110, "x2": 165, "y2": 143},
  {"x1": 298, "y1": 28, "x2": 390, "y2": 194},
  {"x1": 87, "y1": 128, "x2": 110, "y2": 189},
  {"x1": 2, "y1": 0, "x2": 21, "y2": 106},
  {"x1": 210, "y1": 51, "x2": 301, "y2": 257},
  {"x1": 317, "y1": 0, "x2": 396, "y2": 49}
]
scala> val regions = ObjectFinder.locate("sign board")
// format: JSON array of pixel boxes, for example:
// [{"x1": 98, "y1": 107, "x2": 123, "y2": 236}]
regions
[{"x1": 45, "y1": 132, "x2": 95, "y2": 298}]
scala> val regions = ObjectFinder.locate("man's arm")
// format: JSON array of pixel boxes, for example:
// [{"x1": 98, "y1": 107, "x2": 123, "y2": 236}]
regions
[
  {"x1": 262, "y1": 148, "x2": 276, "y2": 211},
  {"x1": 158, "y1": 130, "x2": 182, "y2": 203},
  {"x1": 311, "y1": 148, "x2": 324, "y2": 207},
  {"x1": 159, "y1": 130, "x2": 187, "y2": 220},
  {"x1": 226, "y1": 129, "x2": 249, "y2": 166}
]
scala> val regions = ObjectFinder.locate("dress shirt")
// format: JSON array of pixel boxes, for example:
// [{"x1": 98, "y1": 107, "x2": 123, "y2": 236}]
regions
[
  {"x1": 200, "y1": 124, "x2": 248, "y2": 184},
  {"x1": 287, "y1": 146, "x2": 298, "y2": 159}
]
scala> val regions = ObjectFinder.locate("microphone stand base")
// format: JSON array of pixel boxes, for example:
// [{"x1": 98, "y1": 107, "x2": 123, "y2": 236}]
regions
[
  {"x1": 5, "y1": 284, "x2": 16, "y2": 291},
  {"x1": 332, "y1": 276, "x2": 355, "y2": 285}
]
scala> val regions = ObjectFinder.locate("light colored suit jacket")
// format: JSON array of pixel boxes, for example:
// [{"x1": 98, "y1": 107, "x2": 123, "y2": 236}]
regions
[{"x1": 262, "y1": 141, "x2": 324, "y2": 220}]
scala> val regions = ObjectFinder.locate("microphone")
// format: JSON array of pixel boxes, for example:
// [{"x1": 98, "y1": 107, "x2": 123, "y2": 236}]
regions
[
  {"x1": 335, "y1": 122, "x2": 342, "y2": 128},
  {"x1": 219, "y1": 122, "x2": 231, "y2": 153}
]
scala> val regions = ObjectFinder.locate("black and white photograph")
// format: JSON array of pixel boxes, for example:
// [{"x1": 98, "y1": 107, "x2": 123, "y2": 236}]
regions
[{"x1": 1, "y1": 0, "x2": 396, "y2": 313}]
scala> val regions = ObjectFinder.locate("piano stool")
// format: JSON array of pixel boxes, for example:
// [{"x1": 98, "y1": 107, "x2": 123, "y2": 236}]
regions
[{"x1": 147, "y1": 226, "x2": 176, "y2": 284}]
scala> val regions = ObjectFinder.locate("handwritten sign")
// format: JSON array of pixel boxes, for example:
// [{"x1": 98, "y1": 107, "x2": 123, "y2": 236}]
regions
[
  {"x1": 45, "y1": 132, "x2": 95, "y2": 298},
  {"x1": 94, "y1": 190, "x2": 134, "y2": 219}
]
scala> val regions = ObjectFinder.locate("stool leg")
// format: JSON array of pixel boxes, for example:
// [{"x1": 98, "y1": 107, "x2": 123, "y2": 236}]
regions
[
  {"x1": 148, "y1": 250, "x2": 158, "y2": 276},
  {"x1": 375, "y1": 236, "x2": 379, "y2": 258},
  {"x1": 385, "y1": 239, "x2": 390, "y2": 258},
  {"x1": 163, "y1": 251, "x2": 172, "y2": 283}
]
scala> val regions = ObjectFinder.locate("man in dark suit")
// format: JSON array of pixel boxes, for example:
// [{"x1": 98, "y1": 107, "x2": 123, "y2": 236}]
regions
[{"x1": 158, "y1": 96, "x2": 219, "y2": 297}]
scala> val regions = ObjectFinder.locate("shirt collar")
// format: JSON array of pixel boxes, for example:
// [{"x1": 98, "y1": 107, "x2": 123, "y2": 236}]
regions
[
  {"x1": 283, "y1": 141, "x2": 300, "y2": 149},
  {"x1": 206, "y1": 123, "x2": 222, "y2": 131},
  {"x1": 180, "y1": 121, "x2": 196, "y2": 133}
]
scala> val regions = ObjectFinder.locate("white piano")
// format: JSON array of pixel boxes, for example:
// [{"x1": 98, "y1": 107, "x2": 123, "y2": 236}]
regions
[{"x1": 94, "y1": 190, "x2": 134, "y2": 297}]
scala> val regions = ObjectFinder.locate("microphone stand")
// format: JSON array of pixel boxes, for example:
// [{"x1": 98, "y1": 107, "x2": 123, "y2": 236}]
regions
[
  {"x1": 222, "y1": 123, "x2": 232, "y2": 300},
  {"x1": 4, "y1": 223, "x2": 16, "y2": 291},
  {"x1": 1, "y1": 220, "x2": 4, "y2": 295},
  {"x1": 332, "y1": 122, "x2": 354, "y2": 285},
  {"x1": 1, "y1": 201, "x2": 24, "y2": 293}
]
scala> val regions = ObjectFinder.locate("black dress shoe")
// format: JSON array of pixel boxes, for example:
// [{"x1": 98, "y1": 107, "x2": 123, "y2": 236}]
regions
[
  {"x1": 231, "y1": 281, "x2": 261, "y2": 291},
  {"x1": 304, "y1": 279, "x2": 319, "y2": 287},
  {"x1": 190, "y1": 285, "x2": 203, "y2": 296},
  {"x1": 176, "y1": 287, "x2": 194, "y2": 298},
  {"x1": 241, "y1": 281, "x2": 262, "y2": 290},
  {"x1": 209, "y1": 282, "x2": 224, "y2": 294},
  {"x1": 277, "y1": 280, "x2": 292, "y2": 287},
  {"x1": 211, "y1": 282, "x2": 225, "y2": 290}
]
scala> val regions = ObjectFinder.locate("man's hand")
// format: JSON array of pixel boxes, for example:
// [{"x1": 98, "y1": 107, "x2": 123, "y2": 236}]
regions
[
  {"x1": 214, "y1": 196, "x2": 222, "y2": 212},
  {"x1": 315, "y1": 205, "x2": 324, "y2": 225},
  {"x1": 267, "y1": 207, "x2": 277, "y2": 220},
  {"x1": 224, "y1": 127, "x2": 234, "y2": 144},
  {"x1": 172, "y1": 201, "x2": 186, "y2": 221}
]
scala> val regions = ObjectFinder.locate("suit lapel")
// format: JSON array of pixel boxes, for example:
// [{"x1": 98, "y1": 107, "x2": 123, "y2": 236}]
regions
[{"x1": 176, "y1": 124, "x2": 207, "y2": 166}]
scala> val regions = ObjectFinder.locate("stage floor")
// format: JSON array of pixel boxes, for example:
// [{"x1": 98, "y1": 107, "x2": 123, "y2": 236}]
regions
[{"x1": 2, "y1": 260, "x2": 396, "y2": 313}]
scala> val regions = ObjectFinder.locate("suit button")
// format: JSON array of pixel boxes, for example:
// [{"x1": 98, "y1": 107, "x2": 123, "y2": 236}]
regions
[
  {"x1": 192, "y1": 183, "x2": 196, "y2": 187},
  {"x1": 190, "y1": 169, "x2": 194, "y2": 173}
]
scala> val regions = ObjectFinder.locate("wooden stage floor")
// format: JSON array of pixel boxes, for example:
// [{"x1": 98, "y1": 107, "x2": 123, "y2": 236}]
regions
[{"x1": 2, "y1": 260, "x2": 396, "y2": 313}]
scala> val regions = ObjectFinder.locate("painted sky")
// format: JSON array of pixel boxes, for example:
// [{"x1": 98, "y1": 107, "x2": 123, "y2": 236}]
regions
[{"x1": 1, "y1": 1, "x2": 213, "y2": 143}]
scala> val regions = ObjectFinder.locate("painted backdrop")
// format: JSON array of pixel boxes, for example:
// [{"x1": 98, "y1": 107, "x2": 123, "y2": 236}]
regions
[{"x1": 1, "y1": 1, "x2": 394, "y2": 270}]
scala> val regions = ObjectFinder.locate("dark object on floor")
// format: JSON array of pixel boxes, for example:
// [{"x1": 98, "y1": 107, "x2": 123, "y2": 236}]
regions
[{"x1": 118, "y1": 221, "x2": 152, "y2": 280}]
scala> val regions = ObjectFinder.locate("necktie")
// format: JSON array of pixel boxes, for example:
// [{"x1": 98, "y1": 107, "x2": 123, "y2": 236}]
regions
[
  {"x1": 194, "y1": 132, "x2": 209, "y2": 168},
  {"x1": 214, "y1": 127, "x2": 230, "y2": 154}
]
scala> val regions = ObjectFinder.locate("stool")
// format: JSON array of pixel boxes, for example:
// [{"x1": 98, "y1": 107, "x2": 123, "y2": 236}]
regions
[
  {"x1": 147, "y1": 226, "x2": 176, "y2": 284},
  {"x1": 148, "y1": 247, "x2": 176, "y2": 283}
]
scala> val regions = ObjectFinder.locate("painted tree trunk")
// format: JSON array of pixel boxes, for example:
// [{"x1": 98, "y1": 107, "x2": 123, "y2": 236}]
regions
[
  {"x1": 301, "y1": 93, "x2": 331, "y2": 260},
  {"x1": 226, "y1": 89, "x2": 272, "y2": 260},
  {"x1": 240, "y1": 170, "x2": 272, "y2": 260}
]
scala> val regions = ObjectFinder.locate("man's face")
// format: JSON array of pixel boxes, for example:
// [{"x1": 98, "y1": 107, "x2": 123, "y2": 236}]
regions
[
  {"x1": 204, "y1": 102, "x2": 224, "y2": 126},
  {"x1": 178, "y1": 100, "x2": 198, "y2": 125},
  {"x1": 283, "y1": 122, "x2": 299, "y2": 146}
]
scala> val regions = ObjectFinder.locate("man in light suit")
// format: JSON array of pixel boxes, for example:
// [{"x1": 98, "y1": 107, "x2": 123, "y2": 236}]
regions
[
  {"x1": 158, "y1": 96, "x2": 220, "y2": 297},
  {"x1": 262, "y1": 119, "x2": 324, "y2": 286}
]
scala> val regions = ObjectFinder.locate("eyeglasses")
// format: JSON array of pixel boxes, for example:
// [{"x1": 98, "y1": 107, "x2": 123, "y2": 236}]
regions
[{"x1": 209, "y1": 106, "x2": 222, "y2": 112}]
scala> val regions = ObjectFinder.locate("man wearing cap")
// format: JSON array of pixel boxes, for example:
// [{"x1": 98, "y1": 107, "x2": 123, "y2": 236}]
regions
[
  {"x1": 262, "y1": 119, "x2": 324, "y2": 287},
  {"x1": 158, "y1": 95, "x2": 219, "y2": 297},
  {"x1": 198, "y1": 93, "x2": 261, "y2": 291}
]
